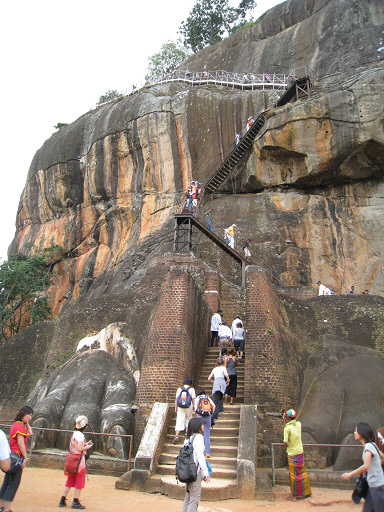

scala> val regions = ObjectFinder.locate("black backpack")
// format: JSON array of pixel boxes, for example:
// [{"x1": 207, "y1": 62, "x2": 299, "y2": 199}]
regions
[{"x1": 175, "y1": 434, "x2": 197, "y2": 483}]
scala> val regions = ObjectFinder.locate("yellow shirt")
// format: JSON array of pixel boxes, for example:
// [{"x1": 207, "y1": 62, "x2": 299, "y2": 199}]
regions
[{"x1": 284, "y1": 419, "x2": 303, "y2": 456}]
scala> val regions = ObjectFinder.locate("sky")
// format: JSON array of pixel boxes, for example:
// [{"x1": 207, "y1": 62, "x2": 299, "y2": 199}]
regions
[{"x1": 0, "y1": 0, "x2": 285, "y2": 261}]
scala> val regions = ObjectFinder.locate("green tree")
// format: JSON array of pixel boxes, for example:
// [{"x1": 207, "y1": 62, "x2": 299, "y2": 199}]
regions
[
  {"x1": 179, "y1": 0, "x2": 256, "y2": 52},
  {"x1": 0, "y1": 253, "x2": 52, "y2": 341},
  {"x1": 97, "y1": 90, "x2": 124, "y2": 106},
  {"x1": 145, "y1": 41, "x2": 190, "y2": 83},
  {"x1": 54, "y1": 122, "x2": 68, "y2": 130}
]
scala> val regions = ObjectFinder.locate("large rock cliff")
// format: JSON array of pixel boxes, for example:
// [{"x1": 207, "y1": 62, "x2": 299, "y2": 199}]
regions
[
  {"x1": 2, "y1": 0, "x2": 384, "y2": 467},
  {"x1": 10, "y1": 0, "x2": 384, "y2": 314}
]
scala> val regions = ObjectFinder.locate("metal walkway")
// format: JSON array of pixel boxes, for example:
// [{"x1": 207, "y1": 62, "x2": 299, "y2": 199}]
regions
[
  {"x1": 203, "y1": 113, "x2": 265, "y2": 195},
  {"x1": 172, "y1": 70, "x2": 313, "y2": 284},
  {"x1": 173, "y1": 213, "x2": 248, "y2": 287}
]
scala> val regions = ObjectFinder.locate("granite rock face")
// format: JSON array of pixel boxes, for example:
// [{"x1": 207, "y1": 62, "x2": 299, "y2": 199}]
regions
[
  {"x1": 3, "y1": 0, "x2": 384, "y2": 469},
  {"x1": 10, "y1": 0, "x2": 384, "y2": 312}
]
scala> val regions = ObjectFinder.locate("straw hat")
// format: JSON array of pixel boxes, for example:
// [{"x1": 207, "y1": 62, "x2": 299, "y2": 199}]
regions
[{"x1": 75, "y1": 415, "x2": 88, "y2": 429}]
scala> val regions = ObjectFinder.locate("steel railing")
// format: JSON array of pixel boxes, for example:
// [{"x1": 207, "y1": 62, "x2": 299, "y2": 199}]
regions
[{"x1": 0, "y1": 423, "x2": 133, "y2": 471}]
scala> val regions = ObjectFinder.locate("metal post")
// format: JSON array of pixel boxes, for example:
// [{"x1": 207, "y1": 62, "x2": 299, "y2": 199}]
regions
[
  {"x1": 242, "y1": 260, "x2": 246, "y2": 289},
  {"x1": 173, "y1": 218, "x2": 178, "y2": 252},
  {"x1": 128, "y1": 435, "x2": 133, "y2": 471},
  {"x1": 271, "y1": 443, "x2": 275, "y2": 487},
  {"x1": 188, "y1": 218, "x2": 192, "y2": 251}
]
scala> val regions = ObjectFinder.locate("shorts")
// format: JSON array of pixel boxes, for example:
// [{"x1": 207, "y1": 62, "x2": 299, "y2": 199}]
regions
[
  {"x1": 65, "y1": 471, "x2": 86, "y2": 489},
  {"x1": 175, "y1": 405, "x2": 193, "y2": 432},
  {"x1": 234, "y1": 340, "x2": 245, "y2": 352}
]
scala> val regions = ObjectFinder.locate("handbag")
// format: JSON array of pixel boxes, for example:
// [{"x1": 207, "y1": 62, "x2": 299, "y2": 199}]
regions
[
  {"x1": 64, "y1": 452, "x2": 81, "y2": 474},
  {"x1": 352, "y1": 473, "x2": 368, "y2": 504}
]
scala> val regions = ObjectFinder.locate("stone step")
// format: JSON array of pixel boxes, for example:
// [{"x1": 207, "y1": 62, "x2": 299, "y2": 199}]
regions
[
  {"x1": 162, "y1": 442, "x2": 237, "y2": 457},
  {"x1": 159, "y1": 453, "x2": 237, "y2": 468},
  {"x1": 166, "y1": 419, "x2": 239, "y2": 436},
  {"x1": 196, "y1": 383, "x2": 245, "y2": 392},
  {"x1": 147, "y1": 475, "x2": 238, "y2": 501},
  {"x1": 165, "y1": 434, "x2": 239, "y2": 447},
  {"x1": 156, "y1": 463, "x2": 237, "y2": 479},
  {"x1": 197, "y1": 375, "x2": 244, "y2": 383},
  {"x1": 168, "y1": 409, "x2": 240, "y2": 422}
]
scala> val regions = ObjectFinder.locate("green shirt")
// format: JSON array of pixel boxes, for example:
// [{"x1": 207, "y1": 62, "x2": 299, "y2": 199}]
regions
[{"x1": 284, "y1": 419, "x2": 303, "y2": 456}]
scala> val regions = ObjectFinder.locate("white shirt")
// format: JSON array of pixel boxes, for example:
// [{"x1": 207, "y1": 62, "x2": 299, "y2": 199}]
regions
[
  {"x1": 211, "y1": 313, "x2": 221, "y2": 331},
  {"x1": 233, "y1": 327, "x2": 245, "y2": 340},
  {"x1": 318, "y1": 284, "x2": 329, "y2": 295},
  {"x1": 0, "y1": 430, "x2": 10, "y2": 461},
  {"x1": 176, "y1": 386, "x2": 196, "y2": 401},
  {"x1": 231, "y1": 318, "x2": 243, "y2": 334},
  {"x1": 211, "y1": 366, "x2": 229, "y2": 380},
  {"x1": 218, "y1": 324, "x2": 232, "y2": 339},
  {"x1": 184, "y1": 433, "x2": 208, "y2": 477}
]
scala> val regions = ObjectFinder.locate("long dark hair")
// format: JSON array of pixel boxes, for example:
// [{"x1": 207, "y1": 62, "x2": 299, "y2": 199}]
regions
[
  {"x1": 356, "y1": 422, "x2": 375, "y2": 443},
  {"x1": 14, "y1": 406, "x2": 33, "y2": 422},
  {"x1": 186, "y1": 418, "x2": 203, "y2": 439}
]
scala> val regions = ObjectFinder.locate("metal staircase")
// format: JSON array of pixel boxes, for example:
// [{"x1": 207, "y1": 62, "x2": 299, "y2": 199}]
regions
[
  {"x1": 203, "y1": 112, "x2": 265, "y2": 195},
  {"x1": 172, "y1": 69, "x2": 313, "y2": 286}
]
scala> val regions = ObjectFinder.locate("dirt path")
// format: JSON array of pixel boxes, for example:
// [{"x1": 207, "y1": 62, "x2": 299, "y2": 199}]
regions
[{"x1": 10, "y1": 468, "x2": 355, "y2": 511}]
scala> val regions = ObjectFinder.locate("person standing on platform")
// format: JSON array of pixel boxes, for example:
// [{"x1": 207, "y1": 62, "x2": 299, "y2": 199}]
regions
[
  {"x1": 205, "y1": 209, "x2": 213, "y2": 232},
  {"x1": 225, "y1": 224, "x2": 236, "y2": 249},
  {"x1": 243, "y1": 239, "x2": 251, "y2": 260},
  {"x1": 283, "y1": 409, "x2": 311, "y2": 502},
  {"x1": 210, "y1": 310, "x2": 222, "y2": 347}
]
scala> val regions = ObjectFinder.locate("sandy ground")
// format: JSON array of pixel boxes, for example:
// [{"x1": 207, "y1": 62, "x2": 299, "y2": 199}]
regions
[{"x1": 5, "y1": 467, "x2": 358, "y2": 512}]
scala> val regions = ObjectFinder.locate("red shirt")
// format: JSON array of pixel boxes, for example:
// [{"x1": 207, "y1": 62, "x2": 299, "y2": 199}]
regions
[{"x1": 9, "y1": 421, "x2": 28, "y2": 456}]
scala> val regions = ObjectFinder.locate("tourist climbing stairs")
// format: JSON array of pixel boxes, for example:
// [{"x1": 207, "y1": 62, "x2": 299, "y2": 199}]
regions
[
  {"x1": 152, "y1": 347, "x2": 245, "y2": 500},
  {"x1": 203, "y1": 113, "x2": 265, "y2": 196}
]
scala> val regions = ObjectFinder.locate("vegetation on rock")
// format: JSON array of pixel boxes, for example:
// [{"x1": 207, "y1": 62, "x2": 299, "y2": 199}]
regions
[
  {"x1": 179, "y1": 0, "x2": 256, "y2": 52},
  {"x1": 0, "y1": 253, "x2": 52, "y2": 341},
  {"x1": 53, "y1": 122, "x2": 68, "y2": 130},
  {"x1": 145, "y1": 41, "x2": 191, "y2": 82},
  {"x1": 96, "y1": 90, "x2": 124, "y2": 106}
]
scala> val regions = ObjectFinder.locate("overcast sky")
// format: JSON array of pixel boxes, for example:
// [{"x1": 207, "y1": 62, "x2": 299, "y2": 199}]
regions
[{"x1": 0, "y1": 0, "x2": 285, "y2": 261}]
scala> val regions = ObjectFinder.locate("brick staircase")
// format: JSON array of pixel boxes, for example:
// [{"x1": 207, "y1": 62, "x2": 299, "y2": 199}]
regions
[{"x1": 151, "y1": 347, "x2": 245, "y2": 500}]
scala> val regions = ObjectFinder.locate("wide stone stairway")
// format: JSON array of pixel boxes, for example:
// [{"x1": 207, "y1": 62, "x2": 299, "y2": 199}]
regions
[{"x1": 152, "y1": 347, "x2": 245, "y2": 500}]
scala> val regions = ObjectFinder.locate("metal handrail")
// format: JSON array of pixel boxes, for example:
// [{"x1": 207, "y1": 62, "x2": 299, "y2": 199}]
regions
[
  {"x1": 153, "y1": 70, "x2": 289, "y2": 91},
  {"x1": 0, "y1": 423, "x2": 133, "y2": 471},
  {"x1": 271, "y1": 442, "x2": 362, "y2": 487}
]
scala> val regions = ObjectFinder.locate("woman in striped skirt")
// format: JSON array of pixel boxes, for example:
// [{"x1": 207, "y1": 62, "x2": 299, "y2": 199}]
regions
[{"x1": 283, "y1": 409, "x2": 311, "y2": 501}]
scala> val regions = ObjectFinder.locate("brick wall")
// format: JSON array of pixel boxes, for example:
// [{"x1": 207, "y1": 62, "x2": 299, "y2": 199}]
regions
[
  {"x1": 134, "y1": 267, "x2": 211, "y2": 444},
  {"x1": 220, "y1": 277, "x2": 244, "y2": 328},
  {"x1": 204, "y1": 271, "x2": 220, "y2": 312},
  {"x1": 244, "y1": 266, "x2": 300, "y2": 410}
]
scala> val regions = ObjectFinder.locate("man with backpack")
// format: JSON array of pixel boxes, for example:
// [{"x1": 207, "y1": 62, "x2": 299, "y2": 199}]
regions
[
  {"x1": 195, "y1": 389, "x2": 215, "y2": 458},
  {"x1": 174, "y1": 378, "x2": 196, "y2": 444}
]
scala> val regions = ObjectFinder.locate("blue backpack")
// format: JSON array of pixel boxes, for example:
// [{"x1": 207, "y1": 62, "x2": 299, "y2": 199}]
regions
[{"x1": 177, "y1": 386, "x2": 192, "y2": 408}]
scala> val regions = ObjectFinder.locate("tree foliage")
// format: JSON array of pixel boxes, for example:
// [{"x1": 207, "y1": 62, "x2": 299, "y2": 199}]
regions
[
  {"x1": 179, "y1": 0, "x2": 256, "y2": 52},
  {"x1": 145, "y1": 41, "x2": 190, "y2": 83},
  {"x1": 97, "y1": 90, "x2": 124, "y2": 106},
  {"x1": 54, "y1": 122, "x2": 68, "y2": 130},
  {"x1": 0, "y1": 253, "x2": 52, "y2": 341}
]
